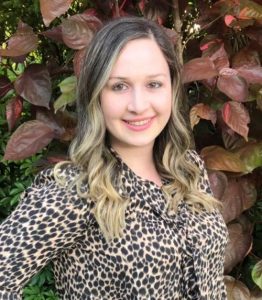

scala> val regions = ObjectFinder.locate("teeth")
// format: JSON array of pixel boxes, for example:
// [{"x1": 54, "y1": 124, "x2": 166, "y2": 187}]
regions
[{"x1": 127, "y1": 119, "x2": 151, "y2": 126}]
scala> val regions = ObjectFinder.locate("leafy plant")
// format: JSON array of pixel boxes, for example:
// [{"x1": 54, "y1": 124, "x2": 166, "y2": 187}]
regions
[{"x1": 0, "y1": 0, "x2": 261, "y2": 298}]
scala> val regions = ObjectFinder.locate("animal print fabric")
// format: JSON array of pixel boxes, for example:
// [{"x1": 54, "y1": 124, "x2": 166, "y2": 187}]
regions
[{"x1": 0, "y1": 150, "x2": 228, "y2": 299}]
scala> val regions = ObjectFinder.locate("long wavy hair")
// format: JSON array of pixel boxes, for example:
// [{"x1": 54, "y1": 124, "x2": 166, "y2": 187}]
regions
[{"x1": 54, "y1": 16, "x2": 219, "y2": 240}]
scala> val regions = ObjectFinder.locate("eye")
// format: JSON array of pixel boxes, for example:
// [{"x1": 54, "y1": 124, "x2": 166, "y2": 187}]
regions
[
  {"x1": 111, "y1": 82, "x2": 128, "y2": 91},
  {"x1": 147, "y1": 81, "x2": 162, "y2": 89}
]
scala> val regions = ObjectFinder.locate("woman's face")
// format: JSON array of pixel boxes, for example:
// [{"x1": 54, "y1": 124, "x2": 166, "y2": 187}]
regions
[{"x1": 100, "y1": 38, "x2": 172, "y2": 152}]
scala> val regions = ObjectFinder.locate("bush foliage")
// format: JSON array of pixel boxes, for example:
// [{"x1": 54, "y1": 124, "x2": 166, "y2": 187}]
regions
[{"x1": 0, "y1": 0, "x2": 262, "y2": 299}]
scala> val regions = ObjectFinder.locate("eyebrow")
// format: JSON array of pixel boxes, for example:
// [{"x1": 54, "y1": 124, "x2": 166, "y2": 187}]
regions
[{"x1": 108, "y1": 74, "x2": 167, "y2": 80}]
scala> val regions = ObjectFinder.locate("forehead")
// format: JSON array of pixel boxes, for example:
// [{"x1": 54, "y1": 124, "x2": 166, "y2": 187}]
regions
[{"x1": 110, "y1": 38, "x2": 169, "y2": 77}]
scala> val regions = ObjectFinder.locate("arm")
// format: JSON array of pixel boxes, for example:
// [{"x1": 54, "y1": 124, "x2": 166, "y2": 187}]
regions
[{"x1": 0, "y1": 168, "x2": 89, "y2": 299}]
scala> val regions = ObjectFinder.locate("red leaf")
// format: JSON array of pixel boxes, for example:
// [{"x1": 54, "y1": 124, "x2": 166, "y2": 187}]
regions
[
  {"x1": 225, "y1": 222, "x2": 253, "y2": 274},
  {"x1": 73, "y1": 48, "x2": 87, "y2": 77},
  {"x1": 36, "y1": 108, "x2": 65, "y2": 138},
  {"x1": 217, "y1": 68, "x2": 249, "y2": 102},
  {"x1": 0, "y1": 21, "x2": 38, "y2": 57},
  {"x1": 208, "y1": 170, "x2": 228, "y2": 200},
  {"x1": 40, "y1": 0, "x2": 74, "y2": 27},
  {"x1": 0, "y1": 76, "x2": 13, "y2": 98},
  {"x1": 182, "y1": 57, "x2": 217, "y2": 83},
  {"x1": 190, "y1": 103, "x2": 217, "y2": 128},
  {"x1": 201, "y1": 145, "x2": 246, "y2": 172},
  {"x1": 62, "y1": 14, "x2": 102, "y2": 50},
  {"x1": 40, "y1": 26, "x2": 64, "y2": 44},
  {"x1": 236, "y1": 66, "x2": 262, "y2": 84},
  {"x1": 221, "y1": 101, "x2": 250, "y2": 140},
  {"x1": 6, "y1": 96, "x2": 23, "y2": 131},
  {"x1": 142, "y1": 0, "x2": 169, "y2": 25},
  {"x1": 232, "y1": 46, "x2": 260, "y2": 68},
  {"x1": 163, "y1": 28, "x2": 178, "y2": 46},
  {"x1": 14, "y1": 64, "x2": 51, "y2": 108},
  {"x1": 246, "y1": 27, "x2": 262, "y2": 47},
  {"x1": 221, "y1": 178, "x2": 257, "y2": 223},
  {"x1": 4, "y1": 120, "x2": 55, "y2": 160},
  {"x1": 224, "y1": 15, "x2": 237, "y2": 26}
]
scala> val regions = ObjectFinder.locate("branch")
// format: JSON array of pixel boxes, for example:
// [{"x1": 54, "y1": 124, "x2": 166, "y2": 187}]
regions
[
  {"x1": 172, "y1": 0, "x2": 183, "y2": 66},
  {"x1": 115, "y1": 0, "x2": 120, "y2": 17}
]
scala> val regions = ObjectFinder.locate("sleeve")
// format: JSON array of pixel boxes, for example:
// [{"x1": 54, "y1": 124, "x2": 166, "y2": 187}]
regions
[
  {"x1": 182, "y1": 150, "x2": 228, "y2": 299},
  {"x1": 0, "y1": 168, "x2": 90, "y2": 299},
  {"x1": 182, "y1": 210, "x2": 228, "y2": 299}
]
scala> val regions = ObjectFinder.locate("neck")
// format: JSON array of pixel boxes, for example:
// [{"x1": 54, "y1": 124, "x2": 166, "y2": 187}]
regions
[{"x1": 112, "y1": 144, "x2": 162, "y2": 186}]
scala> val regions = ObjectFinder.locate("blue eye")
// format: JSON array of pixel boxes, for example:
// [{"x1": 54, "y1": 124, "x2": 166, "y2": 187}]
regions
[
  {"x1": 112, "y1": 83, "x2": 128, "y2": 91},
  {"x1": 148, "y1": 81, "x2": 162, "y2": 88}
]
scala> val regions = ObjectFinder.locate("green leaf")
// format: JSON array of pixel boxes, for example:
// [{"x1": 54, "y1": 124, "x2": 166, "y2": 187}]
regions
[
  {"x1": 239, "y1": 0, "x2": 262, "y2": 20},
  {"x1": 236, "y1": 141, "x2": 262, "y2": 173},
  {"x1": 54, "y1": 76, "x2": 76, "y2": 112},
  {"x1": 252, "y1": 260, "x2": 262, "y2": 289},
  {"x1": 58, "y1": 75, "x2": 76, "y2": 93}
]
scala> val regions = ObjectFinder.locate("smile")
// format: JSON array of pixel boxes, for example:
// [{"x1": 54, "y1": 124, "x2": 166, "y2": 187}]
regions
[
  {"x1": 123, "y1": 117, "x2": 155, "y2": 132},
  {"x1": 126, "y1": 119, "x2": 151, "y2": 126}
]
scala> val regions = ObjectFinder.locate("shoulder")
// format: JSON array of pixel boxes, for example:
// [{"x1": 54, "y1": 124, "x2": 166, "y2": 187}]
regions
[
  {"x1": 185, "y1": 204, "x2": 228, "y2": 252},
  {"x1": 20, "y1": 164, "x2": 91, "y2": 215},
  {"x1": 186, "y1": 149, "x2": 205, "y2": 169}
]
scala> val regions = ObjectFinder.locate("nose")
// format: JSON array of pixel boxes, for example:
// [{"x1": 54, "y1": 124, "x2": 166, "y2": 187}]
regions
[{"x1": 127, "y1": 87, "x2": 150, "y2": 114}]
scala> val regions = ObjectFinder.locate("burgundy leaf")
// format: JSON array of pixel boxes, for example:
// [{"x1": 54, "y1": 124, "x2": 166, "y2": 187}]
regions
[
  {"x1": 232, "y1": 46, "x2": 260, "y2": 68},
  {"x1": 236, "y1": 66, "x2": 262, "y2": 84},
  {"x1": 182, "y1": 57, "x2": 217, "y2": 83},
  {"x1": 225, "y1": 222, "x2": 253, "y2": 273},
  {"x1": 62, "y1": 14, "x2": 102, "y2": 50},
  {"x1": 190, "y1": 103, "x2": 217, "y2": 129},
  {"x1": 73, "y1": 48, "x2": 87, "y2": 77},
  {"x1": 142, "y1": 0, "x2": 170, "y2": 25},
  {"x1": 6, "y1": 96, "x2": 23, "y2": 131},
  {"x1": 40, "y1": 0, "x2": 74, "y2": 26},
  {"x1": 220, "y1": 178, "x2": 257, "y2": 223},
  {"x1": 245, "y1": 27, "x2": 262, "y2": 47},
  {"x1": 55, "y1": 110, "x2": 77, "y2": 142},
  {"x1": 225, "y1": 276, "x2": 251, "y2": 298},
  {"x1": 221, "y1": 101, "x2": 250, "y2": 140},
  {"x1": 36, "y1": 108, "x2": 65, "y2": 138},
  {"x1": 4, "y1": 120, "x2": 55, "y2": 160},
  {"x1": 202, "y1": 40, "x2": 229, "y2": 69},
  {"x1": 207, "y1": 170, "x2": 228, "y2": 200},
  {"x1": 0, "y1": 21, "x2": 38, "y2": 57},
  {"x1": 0, "y1": 76, "x2": 13, "y2": 98},
  {"x1": 163, "y1": 28, "x2": 178, "y2": 46},
  {"x1": 40, "y1": 26, "x2": 64, "y2": 44},
  {"x1": 14, "y1": 64, "x2": 51, "y2": 108},
  {"x1": 217, "y1": 68, "x2": 249, "y2": 102}
]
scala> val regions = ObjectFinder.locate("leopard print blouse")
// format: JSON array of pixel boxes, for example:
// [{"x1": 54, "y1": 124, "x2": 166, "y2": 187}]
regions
[{"x1": 0, "y1": 150, "x2": 228, "y2": 299}]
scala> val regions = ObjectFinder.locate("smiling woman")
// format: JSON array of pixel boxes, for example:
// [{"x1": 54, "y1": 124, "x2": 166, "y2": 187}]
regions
[
  {"x1": 100, "y1": 38, "x2": 172, "y2": 162},
  {"x1": 0, "y1": 17, "x2": 228, "y2": 300}
]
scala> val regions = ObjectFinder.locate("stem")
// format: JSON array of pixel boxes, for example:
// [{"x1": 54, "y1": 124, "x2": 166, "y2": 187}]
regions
[
  {"x1": 172, "y1": 0, "x2": 183, "y2": 65},
  {"x1": 115, "y1": 0, "x2": 120, "y2": 17},
  {"x1": 120, "y1": 0, "x2": 128, "y2": 11}
]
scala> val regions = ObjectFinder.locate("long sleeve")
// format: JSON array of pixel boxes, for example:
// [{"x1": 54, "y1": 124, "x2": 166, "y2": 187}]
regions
[
  {"x1": 0, "y1": 167, "x2": 90, "y2": 299},
  {"x1": 182, "y1": 150, "x2": 228, "y2": 299}
]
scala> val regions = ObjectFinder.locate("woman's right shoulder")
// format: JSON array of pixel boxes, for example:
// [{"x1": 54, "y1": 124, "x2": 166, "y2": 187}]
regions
[{"x1": 21, "y1": 163, "x2": 92, "y2": 213}]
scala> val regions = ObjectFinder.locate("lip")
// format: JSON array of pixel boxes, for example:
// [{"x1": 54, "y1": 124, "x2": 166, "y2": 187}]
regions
[{"x1": 123, "y1": 117, "x2": 155, "y2": 131}]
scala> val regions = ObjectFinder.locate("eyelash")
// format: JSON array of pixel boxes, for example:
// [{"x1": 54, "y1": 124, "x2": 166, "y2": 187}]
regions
[
  {"x1": 111, "y1": 81, "x2": 162, "y2": 91},
  {"x1": 111, "y1": 83, "x2": 128, "y2": 91},
  {"x1": 147, "y1": 81, "x2": 162, "y2": 88}
]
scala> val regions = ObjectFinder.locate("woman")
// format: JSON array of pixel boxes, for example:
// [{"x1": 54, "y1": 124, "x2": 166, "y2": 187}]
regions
[{"x1": 0, "y1": 17, "x2": 228, "y2": 299}]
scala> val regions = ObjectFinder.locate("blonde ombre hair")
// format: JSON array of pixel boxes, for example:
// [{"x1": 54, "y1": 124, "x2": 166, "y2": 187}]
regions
[{"x1": 54, "y1": 17, "x2": 219, "y2": 241}]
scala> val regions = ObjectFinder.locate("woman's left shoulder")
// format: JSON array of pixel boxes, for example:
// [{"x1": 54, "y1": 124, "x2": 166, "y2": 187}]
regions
[{"x1": 186, "y1": 149, "x2": 205, "y2": 168}]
